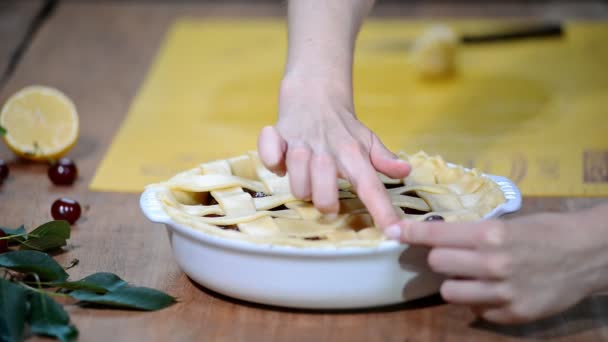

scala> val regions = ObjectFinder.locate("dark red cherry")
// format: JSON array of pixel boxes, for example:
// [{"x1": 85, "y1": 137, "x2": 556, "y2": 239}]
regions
[
  {"x1": 424, "y1": 215, "x2": 445, "y2": 222},
  {"x1": 51, "y1": 197, "x2": 82, "y2": 224},
  {"x1": 0, "y1": 160, "x2": 9, "y2": 182},
  {"x1": 48, "y1": 158, "x2": 78, "y2": 185},
  {"x1": 0, "y1": 230, "x2": 8, "y2": 254},
  {"x1": 244, "y1": 189, "x2": 268, "y2": 198}
]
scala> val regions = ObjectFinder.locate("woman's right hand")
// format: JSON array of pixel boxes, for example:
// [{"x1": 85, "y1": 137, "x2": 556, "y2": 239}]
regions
[
  {"x1": 258, "y1": 77, "x2": 410, "y2": 229},
  {"x1": 258, "y1": 0, "x2": 411, "y2": 230}
]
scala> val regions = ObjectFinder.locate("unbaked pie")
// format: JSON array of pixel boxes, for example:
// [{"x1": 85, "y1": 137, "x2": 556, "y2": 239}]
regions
[{"x1": 148, "y1": 151, "x2": 505, "y2": 247}]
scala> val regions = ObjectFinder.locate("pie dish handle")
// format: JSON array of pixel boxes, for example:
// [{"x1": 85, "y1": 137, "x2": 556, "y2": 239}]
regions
[
  {"x1": 485, "y1": 175, "x2": 523, "y2": 218},
  {"x1": 140, "y1": 186, "x2": 172, "y2": 224}
]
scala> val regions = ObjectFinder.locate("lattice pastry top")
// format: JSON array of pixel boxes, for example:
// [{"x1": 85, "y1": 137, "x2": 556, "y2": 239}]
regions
[{"x1": 149, "y1": 151, "x2": 505, "y2": 247}]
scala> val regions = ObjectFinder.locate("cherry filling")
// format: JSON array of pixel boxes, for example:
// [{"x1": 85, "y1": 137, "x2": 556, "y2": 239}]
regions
[
  {"x1": 269, "y1": 204, "x2": 288, "y2": 211},
  {"x1": 244, "y1": 189, "x2": 269, "y2": 198},
  {"x1": 304, "y1": 236, "x2": 325, "y2": 241},
  {"x1": 398, "y1": 190, "x2": 432, "y2": 215},
  {"x1": 203, "y1": 208, "x2": 240, "y2": 231},
  {"x1": 424, "y1": 215, "x2": 445, "y2": 221},
  {"x1": 205, "y1": 189, "x2": 268, "y2": 206},
  {"x1": 383, "y1": 182, "x2": 404, "y2": 189},
  {"x1": 401, "y1": 207, "x2": 429, "y2": 215},
  {"x1": 401, "y1": 191, "x2": 421, "y2": 198}
]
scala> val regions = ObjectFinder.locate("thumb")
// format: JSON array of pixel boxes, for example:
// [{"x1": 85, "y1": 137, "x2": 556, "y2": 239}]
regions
[
  {"x1": 258, "y1": 126, "x2": 287, "y2": 176},
  {"x1": 369, "y1": 135, "x2": 411, "y2": 179}
]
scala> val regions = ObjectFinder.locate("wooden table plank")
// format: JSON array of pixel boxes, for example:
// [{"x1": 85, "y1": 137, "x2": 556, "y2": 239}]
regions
[
  {"x1": 0, "y1": 0, "x2": 48, "y2": 87},
  {"x1": 372, "y1": 0, "x2": 608, "y2": 19},
  {"x1": 0, "y1": 1, "x2": 607, "y2": 341}
]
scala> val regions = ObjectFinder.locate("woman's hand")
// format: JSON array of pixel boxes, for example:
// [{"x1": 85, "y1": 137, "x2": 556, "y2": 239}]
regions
[
  {"x1": 258, "y1": 78, "x2": 410, "y2": 228},
  {"x1": 258, "y1": 0, "x2": 410, "y2": 229},
  {"x1": 390, "y1": 204, "x2": 608, "y2": 324}
]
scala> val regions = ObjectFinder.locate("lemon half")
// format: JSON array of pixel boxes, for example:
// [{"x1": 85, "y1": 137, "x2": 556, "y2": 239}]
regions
[{"x1": 0, "y1": 86, "x2": 79, "y2": 161}]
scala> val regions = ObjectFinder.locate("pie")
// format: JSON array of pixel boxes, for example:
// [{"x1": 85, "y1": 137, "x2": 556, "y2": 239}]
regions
[{"x1": 149, "y1": 151, "x2": 505, "y2": 247}]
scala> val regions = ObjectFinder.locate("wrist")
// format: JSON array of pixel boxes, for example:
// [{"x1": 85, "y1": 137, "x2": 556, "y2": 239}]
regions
[
  {"x1": 283, "y1": 62, "x2": 352, "y2": 91},
  {"x1": 279, "y1": 74, "x2": 354, "y2": 111},
  {"x1": 579, "y1": 204, "x2": 608, "y2": 295},
  {"x1": 283, "y1": 36, "x2": 355, "y2": 89}
]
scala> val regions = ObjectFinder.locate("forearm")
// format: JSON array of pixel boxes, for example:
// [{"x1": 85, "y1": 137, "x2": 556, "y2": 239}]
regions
[
  {"x1": 585, "y1": 202, "x2": 608, "y2": 294},
  {"x1": 284, "y1": 0, "x2": 375, "y2": 91}
]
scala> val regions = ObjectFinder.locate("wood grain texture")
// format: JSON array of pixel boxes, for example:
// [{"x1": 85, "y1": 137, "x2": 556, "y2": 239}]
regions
[
  {"x1": 0, "y1": 1, "x2": 607, "y2": 341},
  {"x1": 371, "y1": 0, "x2": 608, "y2": 18},
  {"x1": 0, "y1": 0, "x2": 47, "y2": 85}
]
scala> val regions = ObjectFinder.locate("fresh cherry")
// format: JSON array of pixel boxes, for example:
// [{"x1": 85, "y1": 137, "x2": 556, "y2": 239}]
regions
[
  {"x1": 424, "y1": 215, "x2": 445, "y2": 222},
  {"x1": 51, "y1": 197, "x2": 82, "y2": 224},
  {"x1": 0, "y1": 230, "x2": 8, "y2": 254},
  {"x1": 0, "y1": 160, "x2": 9, "y2": 183},
  {"x1": 48, "y1": 158, "x2": 78, "y2": 185}
]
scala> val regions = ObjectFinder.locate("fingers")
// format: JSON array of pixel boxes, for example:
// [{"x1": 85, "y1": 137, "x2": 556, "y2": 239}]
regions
[
  {"x1": 311, "y1": 152, "x2": 339, "y2": 215},
  {"x1": 440, "y1": 279, "x2": 512, "y2": 306},
  {"x1": 339, "y1": 145, "x2": 400, "y2": 228},
  {"x1": 258, "y1": 126, "x2": 287, "y2": 176},
  {"x1": 428, "y1": 248, "x2": 511, "y2": 279},
  {"x1": 259, "y1": 127, "x2": 404, "y2": 227},
  {"x1": 428, "y1": 248, "x2": 487, "y2": 278},
  {"x1": 258, "y1": 125, "x2": 340, "y2": 212},
  {"x1": 369, "y1": 135, "x2": 411, "y2": 179},
  {"x1": 390, "y1": 220, "x2": 503, "y2": 249},
  {"x1": 470, "y1": 305, "x2": 528, "y2": 325},
  {"x1": 473, "y1": 306, "x2": 534, "y2": 325},
  {"x1": 389, "y1": 221, "x2": 480, "y2": 248},
  {"x1": 470, "y1": 305, "x2": 490, "y2": 318},
  {"x1": 286, "y1": 143, "x2": 312, "y2": 200}
]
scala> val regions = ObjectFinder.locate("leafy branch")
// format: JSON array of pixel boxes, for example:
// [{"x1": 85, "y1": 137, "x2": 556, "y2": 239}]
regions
[
  {"x1": 1, "y1": 221, "x2": 70, "y2": 252},
  {"x1": 0, "y1": 222, "x2": 176, "y2": 342}
]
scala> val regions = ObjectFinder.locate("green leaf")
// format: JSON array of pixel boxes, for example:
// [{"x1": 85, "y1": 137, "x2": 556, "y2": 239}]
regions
[
  {"x1": 29, "y1": 221, "x2": 70, "y2": 240},
  {"x1": 71, "y1": 286, "x2": 176, "y2": 311},
  {"x1": 20, "y1": 221, "x2": 70, "y2": 252},
  {"x1": 0, "y1": 278, "x2": 28, "y2": 342},
  {"x1": 0, "y1": 225, "x2": 27, "y2": 237},
  {"x1": 0, "y1": 250, "x2": 68, "y2": 281},
  {"x1": 27, "y1": 291, "x2": 78, "y2": 342},
  {"x1": 0, "y1": 125, "x2": 6, "y2": 136},
  {"x1": 53, "y1": 272, "x2": 128, "y2": 294}
]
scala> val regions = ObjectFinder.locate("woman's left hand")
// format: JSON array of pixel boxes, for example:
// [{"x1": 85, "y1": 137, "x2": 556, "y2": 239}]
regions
[{"x1": 390, "y1": 205, "x2": 608, "y2": 324}]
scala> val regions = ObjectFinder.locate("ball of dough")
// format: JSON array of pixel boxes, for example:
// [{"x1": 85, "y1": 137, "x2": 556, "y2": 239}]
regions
[{"x1": 410, "y1": 25, "x2": 459, "y2": 79}]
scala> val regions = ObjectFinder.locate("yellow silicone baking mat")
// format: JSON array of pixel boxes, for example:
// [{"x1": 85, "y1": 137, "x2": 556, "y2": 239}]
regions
[{"x1": 90, "y1": 19, "x2": 608, "y2": 196}]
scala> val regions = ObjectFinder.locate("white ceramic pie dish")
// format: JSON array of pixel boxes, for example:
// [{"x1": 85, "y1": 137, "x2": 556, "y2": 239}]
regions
[{"x1": 140, "y1": 174, "x2": 521, "y2": 309}]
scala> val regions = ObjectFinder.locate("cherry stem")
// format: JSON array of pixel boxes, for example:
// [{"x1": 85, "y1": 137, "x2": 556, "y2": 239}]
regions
[
  {"x1": 0, "y1": 233, "x2": 28, "y2": 241},
  {"x1": 18, "y1": 282, "x2": 72, "y2": 298}
]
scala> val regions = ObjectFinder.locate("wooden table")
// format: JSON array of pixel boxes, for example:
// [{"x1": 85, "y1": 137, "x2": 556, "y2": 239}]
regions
[
  {"x1": 1, "y1": 1, "x2": 607, "y2": 341},
  {"x1": 0, "y1": 0, "x2": 47, "y2": 86}
]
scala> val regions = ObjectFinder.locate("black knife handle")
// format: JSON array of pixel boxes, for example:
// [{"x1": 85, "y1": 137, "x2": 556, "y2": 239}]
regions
[{"x1": 461, "y1": 23, "x2": 564, "y2": 44}]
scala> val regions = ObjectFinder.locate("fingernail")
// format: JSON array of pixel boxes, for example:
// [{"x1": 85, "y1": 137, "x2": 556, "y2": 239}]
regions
[{"x1": 384, "y1": 224, "x2": 402, "y2": 241}]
